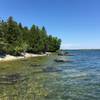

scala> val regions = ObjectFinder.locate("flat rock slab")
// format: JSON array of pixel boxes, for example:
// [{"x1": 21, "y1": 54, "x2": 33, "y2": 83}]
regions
[{"x1": 43, "y1": 67, "x2": 62, "y2": 72}]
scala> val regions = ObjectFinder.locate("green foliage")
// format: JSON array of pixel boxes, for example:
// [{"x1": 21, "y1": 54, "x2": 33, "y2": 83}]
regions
[
  {"x1": 0, "y1": 16, "x2": 61, "y2": 55},
  {"x1": 47, "y1": 35, "x2": 61, "y2": 52}
]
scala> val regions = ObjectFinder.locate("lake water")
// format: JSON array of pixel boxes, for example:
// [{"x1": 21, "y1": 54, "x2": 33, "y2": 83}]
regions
[{"x1": 0, "y1": 50, "x2": 100, "y2": 100}]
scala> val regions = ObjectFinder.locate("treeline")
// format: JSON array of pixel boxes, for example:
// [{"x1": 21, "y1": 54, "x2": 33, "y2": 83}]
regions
[{"x1": 0, "y1": 16, "x2": 61, "y2": 55}]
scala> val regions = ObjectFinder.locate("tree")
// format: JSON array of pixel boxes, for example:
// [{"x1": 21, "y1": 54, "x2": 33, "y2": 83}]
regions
[
  {"x1": 47, "y1": 35, "x2": 61, "y2": 52},
  {"x1": 40, "y1": 26, "x2": 48, "y2": 53},
  {"x1": 0, "y1": 19, "x2": 8, "y2": 53},
  {"x1": 4, "y1": 16, "x2": 22, "y2": 55},
  {"x1": 0, "y1": 17, "x2": 61, "y2": 55}
]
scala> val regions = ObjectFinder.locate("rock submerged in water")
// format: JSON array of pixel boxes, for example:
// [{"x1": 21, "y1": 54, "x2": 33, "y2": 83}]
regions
[
  {"x1": 30, "y1": 64, "x2": 42, "y2": 67},
  {"x1": 0, "y1": 73, "x2": 25, "y2": 85},
  {"x1": 58, "y1": 50, "x2": 74, "y2": 56},
  {"x1": 43, "y1": 67, "x2": 62, "y2": 72},
  {"x1": 54, "y1": 59, "x2": 73, "y2": 63}
]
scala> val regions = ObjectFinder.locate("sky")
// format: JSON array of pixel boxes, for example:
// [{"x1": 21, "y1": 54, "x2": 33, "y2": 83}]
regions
[{"x1": 0, "y1": 0, "x2": 100, "y2": 49}]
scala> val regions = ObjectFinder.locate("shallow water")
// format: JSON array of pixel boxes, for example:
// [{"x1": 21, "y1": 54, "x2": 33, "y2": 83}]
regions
[{"x1": 0, "y1": 50, "x2": 100, "y2": 100}]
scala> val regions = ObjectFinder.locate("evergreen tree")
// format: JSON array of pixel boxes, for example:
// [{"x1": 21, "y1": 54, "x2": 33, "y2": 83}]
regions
[
  {"x1": 0, "y1": 17, "x2": 61, "y2": 55},
  {"x1": 5, "y1": 16, "x2": 22, "y2": 55}
]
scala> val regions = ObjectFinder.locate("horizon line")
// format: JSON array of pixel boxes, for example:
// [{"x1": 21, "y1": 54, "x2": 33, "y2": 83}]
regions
[{"x1": 61, "y1": 48, "x2": 100, "y2": 50}]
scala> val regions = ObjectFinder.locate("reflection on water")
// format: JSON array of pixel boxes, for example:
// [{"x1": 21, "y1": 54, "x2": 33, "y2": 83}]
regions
[{"x1": 0, "y1": 50, "x2": 100, "y2": 100}]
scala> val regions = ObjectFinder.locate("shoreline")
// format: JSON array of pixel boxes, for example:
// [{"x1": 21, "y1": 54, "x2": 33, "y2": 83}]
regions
[{"x1": 0, "y1": 52, "x2": 50, "y2": 62}]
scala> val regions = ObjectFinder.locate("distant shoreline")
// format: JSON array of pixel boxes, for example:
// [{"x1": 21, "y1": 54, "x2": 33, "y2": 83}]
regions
[
  {"x1": 62, "y1": 49, "x2": 100, "y2": 51},
  {"x1": 0, "y1": 52, "x2": 51, "y2": 62}
]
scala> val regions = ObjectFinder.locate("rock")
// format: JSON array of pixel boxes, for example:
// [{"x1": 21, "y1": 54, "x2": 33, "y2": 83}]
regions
[
  {"x1": 43, "y1": 67, "x2": 62, "y2": 72},
  {"x1": 54, "y1": 59, "x2": 73, "y2": 63}
]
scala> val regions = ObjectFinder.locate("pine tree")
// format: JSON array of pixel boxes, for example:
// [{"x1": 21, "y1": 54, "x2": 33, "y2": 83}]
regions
[{"x1": 0, "y1": 17, "x2": 61, "y2": 55}]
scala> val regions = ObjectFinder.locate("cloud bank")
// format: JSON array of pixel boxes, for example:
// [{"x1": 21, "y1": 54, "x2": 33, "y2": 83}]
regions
[{"x1": 61, "y1": 43, "x2": 81, "y2": 49}]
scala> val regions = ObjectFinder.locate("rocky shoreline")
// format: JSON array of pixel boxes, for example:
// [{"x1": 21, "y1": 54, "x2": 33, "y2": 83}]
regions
[{"x1": 0, "y1": 53, "x2": 50, "y2": 62}]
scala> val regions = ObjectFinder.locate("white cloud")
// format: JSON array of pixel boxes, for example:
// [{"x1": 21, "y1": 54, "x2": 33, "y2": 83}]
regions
[
  {"x1": 61, "y1": 42, "x2": 100, "y2": 50},
  {"x1": 61, "y1": 43, "x2": 80, "y2": 49}
]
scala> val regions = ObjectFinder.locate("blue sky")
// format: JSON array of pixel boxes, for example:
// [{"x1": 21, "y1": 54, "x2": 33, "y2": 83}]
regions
[{"x1": 0, "y1": 0, "x2": 100, "y2": 49}]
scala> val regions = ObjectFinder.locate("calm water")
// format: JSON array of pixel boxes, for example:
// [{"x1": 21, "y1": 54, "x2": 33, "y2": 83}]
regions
[{"x1": 0, "y1": 50, "x2": 100, "y2": 100}]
